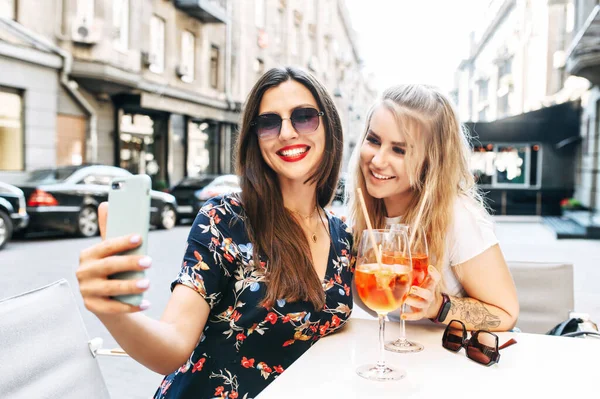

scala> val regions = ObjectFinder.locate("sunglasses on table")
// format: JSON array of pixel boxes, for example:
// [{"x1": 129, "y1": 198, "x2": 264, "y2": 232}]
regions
[
  {"x1": 442, "y1": 320, "x2": 517, "y2": 366},
  {"x1": 250, "y1": 107, "x2": 324, "y2": 140}
]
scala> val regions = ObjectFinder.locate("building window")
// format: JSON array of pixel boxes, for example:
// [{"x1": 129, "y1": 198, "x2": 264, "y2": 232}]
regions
[
  {"x1": 0, "y1": 88, "x2": 24, "y2": 171},
  {"x1": 149, "y1": 15, "x2": 165, "y2": 73},
  {"x1": 478, "y1": 106, "x2": 488, "y2": 121},
  {"x1": 210, "y1": 45, "x2": 220, "y2": 89},
  {"x1": 0, "y1": 0, "x2": 16, "y2": 19},
  {"x1": 254, "y1": 58, "x2": 265, "y2": 79},
  {"x1": 112, "y1": 0, "x2": 129, "y2": 51},
  {"x1": 180, "y1": 31, "x2": 195, "y2": 82},
  {"x1": 255, "y1": 0, "x2": 265, "y2": 28},
  {"x1": 471, "y1": 143, "x2": 541, "y2": 188},
  {"x1": 478, "y1": 79, "x2": 489, "y2": 102},
  {"x1": 497, "y1": 94, "x2": 509, "y2": 118}
]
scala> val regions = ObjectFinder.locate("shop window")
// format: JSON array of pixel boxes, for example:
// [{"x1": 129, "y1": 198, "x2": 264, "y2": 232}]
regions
[
  {"x1": 0, "y1": 88, "x2": 24, "y2": 171},
  {"x1": 188, "y1": 120, "x2": 219, "y2": 176},
  {"x1": 471, "y1": 143, "x2": 541, "y2": 188}
]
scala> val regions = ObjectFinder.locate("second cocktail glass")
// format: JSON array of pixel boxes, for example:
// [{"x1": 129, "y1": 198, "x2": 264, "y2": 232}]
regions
[{"x1": 355, "y1": 229, "x2": 413, "y2": 381}]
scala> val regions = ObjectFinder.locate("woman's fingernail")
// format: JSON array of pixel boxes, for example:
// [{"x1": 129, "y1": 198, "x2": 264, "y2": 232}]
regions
[
  {"x1": 136, "y1": 279, "x2": 150, "y2": 289},
  {"x1": 139, "y1": 300, "x2": 151, "y2": 310},
  {"x1": 130, "y1": 235, "x2": 141, "y2": 244},
  {"x1": 138, "y1": 256, "x2": 152, "y2": 268}
]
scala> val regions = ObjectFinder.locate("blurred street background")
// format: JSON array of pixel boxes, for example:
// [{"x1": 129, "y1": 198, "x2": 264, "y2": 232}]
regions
[{"x1": 2, "y1": 0, "x2": 600, "y2": 398}]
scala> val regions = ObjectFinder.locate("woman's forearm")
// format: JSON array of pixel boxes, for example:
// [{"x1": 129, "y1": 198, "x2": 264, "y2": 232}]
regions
[
  {"x1": 98, "y1": 313, "x2": 194, "y2": 375},
  {"x1": 446, "y1": 295, "x2": 517, "y2": 331}
]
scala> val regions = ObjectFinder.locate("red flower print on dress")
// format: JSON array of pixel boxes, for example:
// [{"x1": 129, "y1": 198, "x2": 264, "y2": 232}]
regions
[
  {"x1": 319, "y1": 321, "x2": 330, "y2": 336},
  {"x1": 283, "y1": 339, "x2": 295, "y2": 347},
  {"x1": 282, "y1": 315, "x2": 291, "y2": 323},
  {"x1": 229, "y1": 392, "x2": 238, "y2": 399},
  {"x1": 214, "y1": 386, "x2": 224, "y2": 396},
  {"x1": 241, "y1": 357, "x2": 255, "y2": 368},
  {"x1": 231, "y1": 310, "x2": 241, "y2": 322},
  {"x1": 335, "y1": 274, "x2": 342, "y2": 284},
  {"x1": 236, "y1": 333, "x2": 246, "y2": 341},
  {"x1": 274, "y1": 365, "x2": 284, "y2": 373},
  {"x1": 223, "y1": 252, "x2": 234, "y2": 263},
  {"x1": 265, "y1": 312, "x2": 278, "y2": 325},
  {"x1": 331, "y1": 315, "x2": 341, "y2": 328},
  {"x1": 160, "y1": 380, "x2": 172, "y2": 394},
  {"x1": 344, "y1": 284, "x2": 350, "y2": 296},
  {"x1": 192, "y1": 357, "x2": 206, "y2": 373}
]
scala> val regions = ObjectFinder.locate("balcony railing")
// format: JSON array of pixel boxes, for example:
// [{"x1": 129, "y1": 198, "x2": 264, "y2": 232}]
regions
[
  {"x1": 566, "y1": 5, "x2": 600, "y2": 85},
  {"x1": 174, "y1": 0, "x2": 228, "y2": 23}
]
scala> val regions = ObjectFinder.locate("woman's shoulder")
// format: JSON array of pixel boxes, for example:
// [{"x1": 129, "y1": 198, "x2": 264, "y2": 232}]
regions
[
  {"x1": 194, "y1": 194, "x2": 246, "y2": 233},
  {"x1": 452, "y1": 194, "x2": 493, "y2": 227},
  {"x1": 448, "y1": 194, "x2": 498, "y2": 266}
]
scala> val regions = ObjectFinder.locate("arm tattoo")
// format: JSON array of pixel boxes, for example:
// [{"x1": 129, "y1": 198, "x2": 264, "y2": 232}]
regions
[{"x1": 449, "y1": 297, "x2": 501, "y2": 330}]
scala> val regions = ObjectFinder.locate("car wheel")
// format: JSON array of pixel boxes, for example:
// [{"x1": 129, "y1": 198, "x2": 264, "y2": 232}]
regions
[
  {"x1": 77, "y1": 206, "x2": 99, "y2": 237},
  {"x1": 159, "y1": 204, "x2": 177, "y2": 230},
  {"x1": 0, "y1": 211, "x2": 13, "y2": 250}
]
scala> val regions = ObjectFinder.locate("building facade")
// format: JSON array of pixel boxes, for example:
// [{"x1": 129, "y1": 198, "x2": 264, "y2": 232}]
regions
[
  {"x1": 0, "y1": 0, "x2": 374, "y2": 187},
  {"x1": 453, "y1": 0, "x2": 581, "y2": 123},
  {"x1": 566, "y1": 1, "x2": 600, "y2": 212},
  {"x1": 229, "y1": 0, "x2": 376, "y2": 169},
  {"x1": 452, "y1": 0, "x2": 585, "y2": 216}
]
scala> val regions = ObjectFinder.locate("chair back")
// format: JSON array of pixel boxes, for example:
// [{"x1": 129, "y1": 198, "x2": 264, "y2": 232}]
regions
[
  {"x1": 508, "y1": 261, "x2": 574, "y2": 334},
  {"x1": 0, "y1": 279, "x2": 111, "y2": 399}
]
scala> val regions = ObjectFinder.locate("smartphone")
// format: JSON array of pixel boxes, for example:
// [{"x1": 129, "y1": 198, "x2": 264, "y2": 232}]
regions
[{"x1": 106, "y1": 174, "x2": 151, "y2": 306}]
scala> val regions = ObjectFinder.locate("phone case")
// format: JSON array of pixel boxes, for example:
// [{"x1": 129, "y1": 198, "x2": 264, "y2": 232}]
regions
[{"x1": 106, "y1": 174, "x2": 151, "y2": 306}]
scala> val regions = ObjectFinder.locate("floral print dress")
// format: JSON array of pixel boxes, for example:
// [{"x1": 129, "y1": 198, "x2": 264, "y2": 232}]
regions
[{"x1": 153, "y1": 194, "x2": 354, "y2": 399}]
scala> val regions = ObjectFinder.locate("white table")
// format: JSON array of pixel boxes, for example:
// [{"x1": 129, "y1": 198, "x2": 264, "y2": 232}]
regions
[{"x1": 258, "y1": 318, "x2": 600, "y2": 398}]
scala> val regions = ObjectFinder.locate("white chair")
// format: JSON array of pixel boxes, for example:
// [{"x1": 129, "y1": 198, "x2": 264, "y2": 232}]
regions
[
  {"x1": 507, "y1": 261, "x2": 574, "y2": 334},
  {"x1": 0, "y1": 279, "x2": 111, "y2": 399}
]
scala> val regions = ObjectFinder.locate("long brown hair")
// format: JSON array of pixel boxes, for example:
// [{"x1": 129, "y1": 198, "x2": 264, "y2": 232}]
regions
[
  {"x1": 349, "y1": 84, "x2": 484, "y2": 289},
  {"x1": 235, "y1": 66, "x2": 343, "y2": 309}
]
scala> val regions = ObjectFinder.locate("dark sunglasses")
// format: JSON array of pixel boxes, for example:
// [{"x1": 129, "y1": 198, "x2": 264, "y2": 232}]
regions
[
  {"x1": 442, "y1": 320, "x2": 517, "y2": 366},
  {"x1": 250, "y1": 107, "x2": 324, "y2": 140}
]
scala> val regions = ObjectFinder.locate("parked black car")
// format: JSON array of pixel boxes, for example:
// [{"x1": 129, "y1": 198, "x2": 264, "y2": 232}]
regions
[
  {"x1": 17, "y1": 165, "x2": 178, "y2": 237},
  {"x1": 169, "y1": 174, "x2": 219, "y2": 222},
  {"x1": 0, "y1": 182, "x2": 29, "y2": 249}
]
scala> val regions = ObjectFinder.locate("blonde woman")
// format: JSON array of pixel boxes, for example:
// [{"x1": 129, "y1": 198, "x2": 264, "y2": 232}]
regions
[{"x1": 349, "y1": 84, "x2": 519, "y2": 331}]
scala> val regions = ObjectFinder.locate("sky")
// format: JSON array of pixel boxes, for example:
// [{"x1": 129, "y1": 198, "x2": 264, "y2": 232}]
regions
[{"x1": 345, "y1": 0, "x2": 486, "y2": 94}]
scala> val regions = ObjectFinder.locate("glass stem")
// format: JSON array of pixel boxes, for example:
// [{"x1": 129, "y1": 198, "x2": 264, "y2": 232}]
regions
[
  {"x1": 377, "y1": 313, "x2": 386, "y2": 370},
  {"x1": 400, "y1": 303, "x2": 407, "y2": 341}
]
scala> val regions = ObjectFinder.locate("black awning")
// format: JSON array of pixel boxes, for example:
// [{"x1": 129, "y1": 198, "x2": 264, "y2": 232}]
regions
[{"x1": 464, "y1": 100, "x2": 581, "y2": 144}]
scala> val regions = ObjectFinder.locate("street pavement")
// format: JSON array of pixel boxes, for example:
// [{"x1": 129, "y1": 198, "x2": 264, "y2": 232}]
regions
[{"x1": 1, "y1": 209, "x2": 599, "y2": 398}]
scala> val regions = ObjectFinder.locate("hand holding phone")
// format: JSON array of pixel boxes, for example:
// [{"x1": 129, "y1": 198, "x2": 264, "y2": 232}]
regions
[{"x1": 106, "y1": 174, "x2": 151, "y2": 306}]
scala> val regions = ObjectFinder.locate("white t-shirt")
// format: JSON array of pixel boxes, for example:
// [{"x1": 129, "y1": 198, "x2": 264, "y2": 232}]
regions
[{"x1": 385, "y1": 195, "x2": 498, "y2": 298}]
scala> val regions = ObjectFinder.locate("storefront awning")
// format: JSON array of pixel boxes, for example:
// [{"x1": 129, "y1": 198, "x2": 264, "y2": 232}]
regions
[
  {"x1": 141, "y1": 93, "x2": 240, "y2": 124},
  {"x1": 465, "y1": 100, "x2": 581, "y2": 146}
]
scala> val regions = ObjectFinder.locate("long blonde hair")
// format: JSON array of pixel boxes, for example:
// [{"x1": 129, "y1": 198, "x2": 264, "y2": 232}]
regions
[{"x1": 349, "y1": 84, "x2": 484, "y2": 284}]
